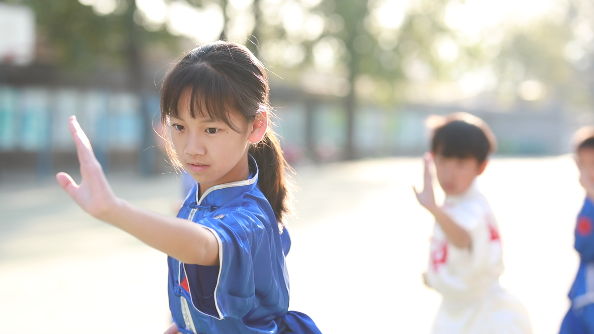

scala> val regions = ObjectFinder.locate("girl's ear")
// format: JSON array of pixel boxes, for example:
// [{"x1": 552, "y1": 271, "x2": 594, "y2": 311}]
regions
[
  {"x1": 248, "y1": 112, "x2": 268, "y2": 144},
  {"x1": 478, "y1": 160, "x2": 488, "y2": 175}
]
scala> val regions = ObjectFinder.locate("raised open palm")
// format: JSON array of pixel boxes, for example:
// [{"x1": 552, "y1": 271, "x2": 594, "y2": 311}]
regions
[
  {"x1": 414, "y1": 153, "x2": 437, "y2": 211},
  {"x1": 56, "y1": 116, "x2": 119, "y2": 219}
]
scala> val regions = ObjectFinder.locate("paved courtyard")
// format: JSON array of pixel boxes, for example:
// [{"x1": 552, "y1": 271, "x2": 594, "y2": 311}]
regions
[{"x1": 0, "y1": 156, "x2": 582, "y2": 333}]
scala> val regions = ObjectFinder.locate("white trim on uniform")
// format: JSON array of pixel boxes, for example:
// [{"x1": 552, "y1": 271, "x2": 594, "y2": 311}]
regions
[
  {"x1": 178, "y1": 208, "x2": 225, "y2": 321},
  {"x1": 195, "y1": 173, "x2": 258, "y2": 205},
  {"x1": 180, "y1": 296, "x2": 197, "y2": 334},
  {"x1": 574, "y1": 292, "x2": 594, "y2": 309},
  {"x1": 198, "y1": 226, "x2": 224, "y2": 320},
  {"x1": 188, "y1": 208, "x2": 198, "y2": 221},
  {"x1": 574, "y1": 263, "x2": 594, "y2": 310},
  {"x1": 176, "y1": 228, "x2": 225, "y2": 321},
  {"x1": 179, "y1": 172, "x2": 258, "y2": 321}
]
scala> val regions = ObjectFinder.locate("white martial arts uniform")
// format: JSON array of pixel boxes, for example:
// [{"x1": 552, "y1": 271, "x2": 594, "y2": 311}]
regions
[{"x1": 425, "y1": 183, "x2": 532, "y2": 334}]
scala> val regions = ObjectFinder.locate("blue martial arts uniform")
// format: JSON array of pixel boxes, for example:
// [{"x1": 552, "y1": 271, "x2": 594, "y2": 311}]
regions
[
  {"x1": 168, "y1": 156, "x2": 321, "y2": 334},
  {"x1": 560, "y1": 197, "x2": 594, "y2": 334}
]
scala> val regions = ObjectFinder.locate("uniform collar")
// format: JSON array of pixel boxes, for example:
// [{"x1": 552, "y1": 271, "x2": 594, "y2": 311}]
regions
[
  {"x1": 444, "y1": 180, "x2": 480, "y2": 204},
  {"x1": 193, "y1": 155, "x2": 259, "y2": 209}
]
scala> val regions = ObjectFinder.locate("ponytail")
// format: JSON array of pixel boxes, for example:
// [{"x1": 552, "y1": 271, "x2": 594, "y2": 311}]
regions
[{"x1": 249, "y1": 127, "x2": 293, "y2": 227}]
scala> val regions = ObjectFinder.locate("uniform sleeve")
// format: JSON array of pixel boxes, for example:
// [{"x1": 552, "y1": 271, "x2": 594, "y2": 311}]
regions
[
  {"x1": 445, "y1": 204, "x2": 486, "y2": 257},
  {"x1": 427, "y1": 206, "x2": 501, "y2": 297},
  {"x1": 442, "y1": 205, "x2": 500, "y2": 283},
  {"x1": 575, "y1": 198, "x2": 594, "y2": 262},
  {"x1": 184, "y1": 211, "x2": 265, "y2": 320}
]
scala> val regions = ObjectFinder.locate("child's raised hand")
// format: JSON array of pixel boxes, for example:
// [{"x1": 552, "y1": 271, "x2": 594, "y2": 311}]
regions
[
  {"x1": 56, "y1": 116, "x2": 119, "y2": 220},
  {"x1": 414, "y1": 153, "x2": 438, "y2": 211}
]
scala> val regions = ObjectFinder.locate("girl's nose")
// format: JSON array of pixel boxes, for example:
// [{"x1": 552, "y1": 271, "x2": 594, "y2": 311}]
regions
[
  {"x1": 184, "y1": 134, "x2": 206, "y2": 156},
  {"x1": 441, "y1": 168, "x2": 453, "y2": 179}
]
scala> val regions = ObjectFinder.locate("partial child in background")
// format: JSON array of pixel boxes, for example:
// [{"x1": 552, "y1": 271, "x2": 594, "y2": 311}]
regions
[
  {"x1": 414, "y1": 112, "x2": 532, "y2": 334},
  {"x1": 559, "y1": 126, "x2": 594, "y2": 334},
  {"x1": 56, "y1": 42, "x2": 321, "y2": 334}
]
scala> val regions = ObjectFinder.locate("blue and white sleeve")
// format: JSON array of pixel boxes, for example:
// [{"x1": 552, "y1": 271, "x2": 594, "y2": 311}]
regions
[{"x1": 183, "y1": 211, "x2": 266, "y2": 319}]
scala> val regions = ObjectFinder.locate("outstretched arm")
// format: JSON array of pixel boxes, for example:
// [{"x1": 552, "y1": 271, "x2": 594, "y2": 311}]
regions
[
  {"x1": 414, "y1": 154, "x2": 471, "y2": 249},
  {"x1": 56, "y1": 116, "x2": 219, "y2": 266}
]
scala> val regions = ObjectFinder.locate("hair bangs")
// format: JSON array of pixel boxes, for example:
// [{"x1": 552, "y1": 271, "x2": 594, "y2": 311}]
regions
[
  {"x1": 432, "y1": 120, "x2": 491, "y2": 163},
  {"x1": 434, "y1": 142, "x2": 476, "y2": 160},
  {"x1": 579, "y1": 137, "x2": 594, "y2": 151},
  {"x1": 161, "y1": 62, "x2": 241, "y2": 132}
]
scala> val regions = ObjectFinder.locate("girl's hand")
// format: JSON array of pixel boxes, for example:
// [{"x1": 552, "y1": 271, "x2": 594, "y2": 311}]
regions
[
  {"x1": 163, "y1": 323, "x2": 180, "y2": 334},
  {"x1": 55, "y1": 116, "x2": 119, "y2": 220},
  {"x1": 414, "y1": 153, "x2": 438, "y2": 212}
]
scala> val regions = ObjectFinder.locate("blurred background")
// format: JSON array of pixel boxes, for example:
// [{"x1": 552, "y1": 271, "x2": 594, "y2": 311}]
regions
[{"x1": 0, "y1": 0, "x2": 592, "y2": 333}]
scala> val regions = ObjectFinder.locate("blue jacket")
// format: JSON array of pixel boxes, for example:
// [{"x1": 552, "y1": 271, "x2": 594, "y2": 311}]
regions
[
  {"x1": 168, "y1": 157, "x2": 321, "y2": 334},
  {"x1": 568, "y1": 197, "x2": 594, "y2": 311}
]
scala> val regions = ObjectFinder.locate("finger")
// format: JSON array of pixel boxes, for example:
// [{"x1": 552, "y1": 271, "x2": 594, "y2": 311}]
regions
[
  {"x1": 56, "y1": 172, "x2": 79, "y2": 197},
  {"x1": 68, "y1": 116, "x2": 96, "y2": 166},
  {"x1": 422, "y1": 160, "x2": 432, "y2": 188},
  {"x1": 425, "y1": 153, "x2": 434, "y2": 173},
  {"x1": 163, "y1": 323, "x2": 179, "y2": 334},
  {"x1": 413, "y1": 185, "x2": 419, "y2": 196},
  {"x1": 422, "y1": 153, "x2": 431, "y2": 172}
]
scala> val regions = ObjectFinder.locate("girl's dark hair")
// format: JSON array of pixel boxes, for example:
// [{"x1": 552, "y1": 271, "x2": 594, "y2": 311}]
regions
[
  {"x1": 578, "y1": 138, "x2": 594, "y2": 151},
  {"x1": 160, "y1": 41, "x2": 292, "y2": 225},
  {"x1": 573, "y1": 126, "x2": 594, "y2": 152}
]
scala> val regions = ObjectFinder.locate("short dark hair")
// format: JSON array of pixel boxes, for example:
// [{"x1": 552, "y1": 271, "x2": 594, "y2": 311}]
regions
[
  {"x1": 431, "y1": 118, "x2": 492, "y2": 163},
  {"x1": 579, "y1": 138, "x2": 594, "y2": 151},
  {"x1": 573, "y1": 126, "x2": 594, "y2": 152}
]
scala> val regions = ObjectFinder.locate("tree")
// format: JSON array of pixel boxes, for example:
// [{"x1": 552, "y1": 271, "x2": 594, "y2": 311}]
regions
[
  {"x1": 1, "y1": 0, "x2": 181, "y2": 175},
  {"x1": 253, "y1": 0, "x2": 460, "y2": 159}
]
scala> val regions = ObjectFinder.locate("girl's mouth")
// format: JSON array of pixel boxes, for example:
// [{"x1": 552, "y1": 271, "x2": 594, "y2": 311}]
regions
[{"x1": 188, "y1": 163, "x2": 209, "y2": 173}]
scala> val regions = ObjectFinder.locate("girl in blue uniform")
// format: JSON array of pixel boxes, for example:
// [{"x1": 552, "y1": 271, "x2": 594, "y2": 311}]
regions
[
  {"x1": 56, "y1": 41, "x2": 322, "y2": 334},
  {"x1": 560, "y1": 127, "x2": 594, "y2": 334}
]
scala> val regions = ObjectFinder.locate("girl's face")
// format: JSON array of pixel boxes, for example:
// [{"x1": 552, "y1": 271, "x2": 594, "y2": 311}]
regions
[
  {"x1": 170, "y1": 90, "x2": 267, "y2": 196},
  {"x1": 433, "y1": 153, "x2": 487, "y2": 196},
  {"x1": 577, "y1": 148, "x2": 594, "y2": 185}
]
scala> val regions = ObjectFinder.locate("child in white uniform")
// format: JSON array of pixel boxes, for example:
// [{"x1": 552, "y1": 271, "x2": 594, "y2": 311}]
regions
[{"x1": 415, "y1": 113, "x2": 532, "y2": 334}]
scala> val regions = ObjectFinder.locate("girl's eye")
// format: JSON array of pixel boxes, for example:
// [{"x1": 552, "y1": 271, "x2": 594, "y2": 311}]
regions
[
  {"x1": 205, "y1": 128, "x2": 219, "y2": 134},
  {"x1": 172, "y1": 124, "x2": 184, "y2": 131}
]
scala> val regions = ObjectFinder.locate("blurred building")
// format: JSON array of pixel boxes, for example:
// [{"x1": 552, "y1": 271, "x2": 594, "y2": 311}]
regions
[
  {"x1": 0, "y1": 72, "x2": 588, "y2": 181},
  {"x1": 0, "y1": 1, "x2": 590, "y2": 181}
]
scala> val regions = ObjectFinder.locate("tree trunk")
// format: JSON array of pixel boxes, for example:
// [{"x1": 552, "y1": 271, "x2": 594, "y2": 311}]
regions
[
  {"x1": 125, "y1": 0, "x2": 154, "y2": 176},
  {"x1": 304, "y1": 98, "x2": 316, "y2": 161},
  {"x1": 344, "y1": 42, "x2": 358, "y2": 160},
  {"x1": 220, "y1": 0, "x2": 228, "y2": 40},
  {"x1": 248, "y1": 0, "x2": 261, "y2": 57}
]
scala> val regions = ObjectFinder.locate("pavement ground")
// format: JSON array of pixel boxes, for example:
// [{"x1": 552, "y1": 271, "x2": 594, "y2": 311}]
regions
[{"x1": 0, "y1": 156, "x2": 582, "y2": 333}]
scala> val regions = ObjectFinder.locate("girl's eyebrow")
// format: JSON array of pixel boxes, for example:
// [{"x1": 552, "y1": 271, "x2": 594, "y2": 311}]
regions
[{"x1": 171, "y1": 115, "x2": 217, "y2": 123}]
